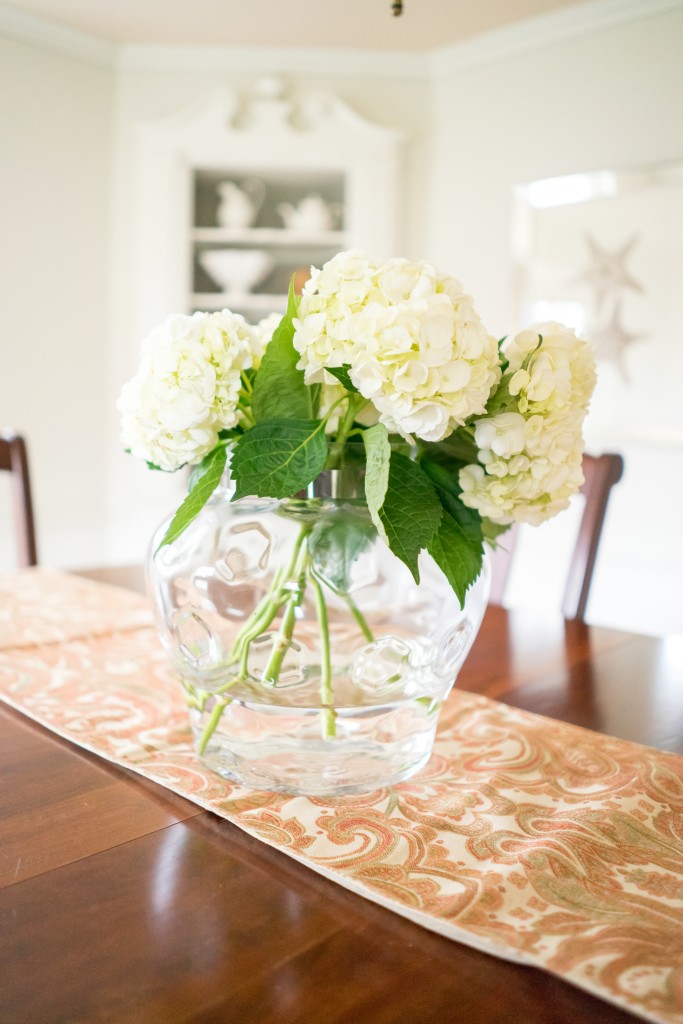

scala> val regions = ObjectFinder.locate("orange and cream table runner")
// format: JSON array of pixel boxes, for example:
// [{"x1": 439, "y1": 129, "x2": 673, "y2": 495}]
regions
[{"x1": 1, "y1": 569, "x2": 682, "y2": 1024}]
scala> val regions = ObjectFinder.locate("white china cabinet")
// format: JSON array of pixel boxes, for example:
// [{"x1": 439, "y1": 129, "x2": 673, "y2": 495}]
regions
[{"x1": 135, "y1": 78, "x2": 404, "y2": 331}]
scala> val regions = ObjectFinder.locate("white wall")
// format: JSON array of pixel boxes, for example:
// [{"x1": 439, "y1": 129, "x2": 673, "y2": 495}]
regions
[
  {"x1": 1, "y1": 4, "x2": 681, "y2": 635},
  {"x1": 0, "y1": 33, "x2": 115, "y2": 570},
  {"x1": 429, "y1": 7, "x2": 683, "y2": 325},
  {"x1": 429, "y1": 6, "x2": 683, "y2": 635}
]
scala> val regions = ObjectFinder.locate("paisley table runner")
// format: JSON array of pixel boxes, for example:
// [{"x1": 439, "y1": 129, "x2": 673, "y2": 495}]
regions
[
  {"x1": 1, "y1": 569, "x2": 682, "y2": 1024},
  {"x1": 0, "y1": 567, "x2": 153, "y2": 648}
]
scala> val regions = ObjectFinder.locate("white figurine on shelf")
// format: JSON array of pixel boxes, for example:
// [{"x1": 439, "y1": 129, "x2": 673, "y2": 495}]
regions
[
  {"x1": 216, "y1": 179, "x2": 265, "y2": 229},
  {"x1": 277, "y1": 194, "x2": 342, "y2": 232}
]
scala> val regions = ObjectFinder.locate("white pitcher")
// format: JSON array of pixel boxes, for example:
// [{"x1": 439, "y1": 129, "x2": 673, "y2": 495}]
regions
[{"x1": 216, "y1": 179, "x2": 265, "y2": 229}]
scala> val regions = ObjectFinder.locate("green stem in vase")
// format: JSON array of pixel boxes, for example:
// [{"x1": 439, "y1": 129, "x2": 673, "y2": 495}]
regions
[
  {"x1": 311, "y1": 573, "x2": 336, "y2": 739},
  {"x1": 197, "y1": 698, "x2": 229, "y2": 756},
  {"x1": 229, "y1": 567, "x2": 284, "y2": 664},
  {"x1": 314, "y1": 570, "x2": 375, "y2": 645},
  {"x1": 237, "y1": 612, "x2": 272, "y2": 679},
  {"x1": 234, "y1": 576, "x2": 291, "y2": 680},
  {"x1": 195, "y1": 511, "x2": 372, "y2": 754},
  {"x1": 342, "y1": 591, "x2": 374, "y2": 643},
  {"x1": 195, "y1": 551, "x2": 299, "y2": 752},
  {"x1": 180, "y1": 678, "x2": 208, "y2": 712},
  {"x1": 228, "y1": 516, "x2": 310, "y2": 676},
  {"x1": 262, "y1": 538, "x2": 310, "y2": 684}
]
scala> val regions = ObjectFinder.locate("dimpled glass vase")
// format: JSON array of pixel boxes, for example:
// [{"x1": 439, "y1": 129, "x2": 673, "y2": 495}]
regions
[{"x1": 147, "y1": 462, "x2": 490, "y2": 797}]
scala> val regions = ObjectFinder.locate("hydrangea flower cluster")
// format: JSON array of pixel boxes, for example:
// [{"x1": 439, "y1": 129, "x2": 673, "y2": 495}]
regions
[
  {"x1": 293, "y1": 251, "x2": 501, "y2": 443},
  {"x1": 121, "y1": 253, "x2": 598, "y2": 595},
  {"x1": 118, "y1": 310, "x2": 259, "y2": 472},
  {"x1": 459, "y1": 323, "x2": 597, "y2": 525}
]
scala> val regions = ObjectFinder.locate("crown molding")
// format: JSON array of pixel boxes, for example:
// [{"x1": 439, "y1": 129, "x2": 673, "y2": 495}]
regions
[
  {"x1": 1, "y1": 0, "x2": 681, "y2": 77},
  {"x1": 430, "y1": 0, "x2": 683, "y2": 77},
  {"x1": 0, "y1": 1, "x2": 116, "y2": 64},
  {"x1": 118, "y1": 44, "x2": 428, "y2": 78}
]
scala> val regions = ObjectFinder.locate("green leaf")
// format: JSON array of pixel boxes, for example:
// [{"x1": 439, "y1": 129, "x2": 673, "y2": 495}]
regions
[
  {"x1": 483, "y1": 377, "x2": 515, "y2": 417},
  {"x1": 156, "y1": 445, "x2": 227, "y2": 551},
  {"x1": 482, "y1": 517, "x2": 513, "y2": 546},
  {"x1": 419, "y1": 428, "x2": 479, "y2": 468},
  {"x1": 326, "y1": 364, "x2": 359, "y2": 393},
  {"x1": 497, "y1": 336, "x2": 509, "y2": 374},
  {"x1": 217, "y1": 427, "x2": 241, "y2": 442},
  {"x1": 377, "y1": 452, "x2": 443, "y2": 584},
  {"x1": 421, "y1": 460, "x2": 484, "y2": 552},
  {"x1": 309, "y1": 512, "x2": 374, "y2": 593},
  {"x1": 187, "y1": 447, "x2": 223, "y2": 491},
  {"x1": 231, "y1": 419, "x2": 328, "y2": 499},
  {"x1": 421, "y1": 458, "x2": 484, "y2": 606},
  {"x1": 251, "y1": 279, "x2": 312, "y2": 422},
  {"x1": 362, "y1": 423, "x2": 391, "y2": 538},
  {"x1": 427, "y1": 515, "x2": 482, "y2": 609}
]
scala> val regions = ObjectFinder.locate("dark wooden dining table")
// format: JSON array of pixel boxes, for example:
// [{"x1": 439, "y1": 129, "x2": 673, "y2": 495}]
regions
[{"x1": 1, "y1": 566, "x2": 681, "y2": 1024}]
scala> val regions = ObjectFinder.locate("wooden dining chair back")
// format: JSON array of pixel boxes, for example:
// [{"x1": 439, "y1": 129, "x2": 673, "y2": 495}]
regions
[
  {"x1": 488, "y1": 452, "x2": 624, "y2": 621},
  {"x1": 0, "y1": 430, "x2": 38, "y2": 567}
]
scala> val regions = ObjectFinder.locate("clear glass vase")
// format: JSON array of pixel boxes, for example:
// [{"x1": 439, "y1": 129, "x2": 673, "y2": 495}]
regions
[{"x1": 147, "y1": 461, "x2": 490, "y2": 796}]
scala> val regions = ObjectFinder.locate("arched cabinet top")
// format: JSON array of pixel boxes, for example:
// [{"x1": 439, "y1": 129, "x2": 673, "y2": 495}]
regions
[{"x1": 138, "y1": 77, "x2": 404, "y2": 166}]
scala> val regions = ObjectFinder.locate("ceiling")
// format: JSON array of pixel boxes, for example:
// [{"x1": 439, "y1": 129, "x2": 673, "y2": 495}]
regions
[{"x1": 3, "y1": 0, "x2": 587, "y2": 52}]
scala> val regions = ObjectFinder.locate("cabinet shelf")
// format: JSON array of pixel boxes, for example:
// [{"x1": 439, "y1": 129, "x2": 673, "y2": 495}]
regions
[{"x1": 192, "y1": 227, "x2": 349, "y2": 247}]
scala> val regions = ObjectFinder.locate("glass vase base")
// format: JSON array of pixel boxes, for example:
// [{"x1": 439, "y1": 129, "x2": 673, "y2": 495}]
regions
[{"x1": 191, "y1": 700, "x2": 440, "y2": 797}]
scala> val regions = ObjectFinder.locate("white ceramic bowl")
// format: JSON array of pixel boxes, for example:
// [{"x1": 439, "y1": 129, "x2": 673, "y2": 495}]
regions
[{"x1": 199, "y1": 249, "x2": 273, "y2": 293}]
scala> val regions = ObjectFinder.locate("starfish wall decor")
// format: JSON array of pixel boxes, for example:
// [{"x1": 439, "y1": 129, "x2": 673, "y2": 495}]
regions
[{"x1": 573, "y1": 232, "x2": 646, "y2": 379}]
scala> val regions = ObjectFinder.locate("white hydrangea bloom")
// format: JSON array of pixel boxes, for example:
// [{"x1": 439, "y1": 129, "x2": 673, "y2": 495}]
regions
[
  {"x1": 293, "y1": 252, "x2": 501, "y2": 443},
  {"x1": 293, "y1": 252, "x2": 376, "y2": 381},
  {"x1": 460, "y1": 424, "x2": 585, "y2": 525},
  {"x1": 118, "y1": 310, "x2": 256, "y2": 472},
  {"x1": 459, "y1": 324, "x2": 596, "y2": 525},
  {"x1": 473, "y1": 411, "x2": 527, "y2": 460},
  {"x1": 505, "y1": 321, "x2": 597, "y2": 417}
]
